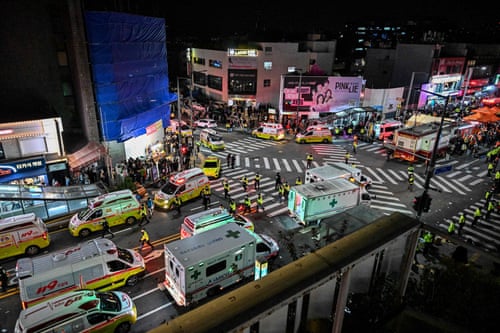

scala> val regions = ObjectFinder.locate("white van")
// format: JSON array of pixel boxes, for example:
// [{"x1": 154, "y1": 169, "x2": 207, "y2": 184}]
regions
[
  {"x1": 14, "y1": 289, "x2": 137, "y2": 333},
  {"x1": 68, "y1": 189, "x2": 142, "y2": 238},
  {"x1": 16, "y1": 238, "x2": 145, "y2": 309},
  {"x1": 199, "y1": 128, "x2": 225, "y2": 150},
  {"x1": 295, "y1": 127, "x2": 332, "y2": 143},
  {"x1": 251, "y1": 123, "x2": 286, "y2": 140},
  {"x1": 0, "y1": 213, "x2": 50, "y2": 260},
  {"x1": 153, "y1": 168, "x2": 210, "y2": 210},
  {"x1": 180, "y1": 206, "x2": 254, "y2": 239}
]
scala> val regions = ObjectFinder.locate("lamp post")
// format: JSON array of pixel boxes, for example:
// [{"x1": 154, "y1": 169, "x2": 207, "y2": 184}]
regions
[
  {"x1": 296, "y1": 69, "x2": 303, "y2": 127},
  {"x1": 415, "y1": 88, "x2": 450, "y2": 219}
]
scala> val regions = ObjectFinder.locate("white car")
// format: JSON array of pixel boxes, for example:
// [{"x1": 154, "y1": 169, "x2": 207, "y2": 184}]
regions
[{"x1": 194, "y1": 118, "x2": 218, "y2": 129}]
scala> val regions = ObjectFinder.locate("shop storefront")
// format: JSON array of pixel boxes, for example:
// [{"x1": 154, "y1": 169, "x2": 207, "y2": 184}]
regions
[{"x1": 0, "y1": 156, "x2": 49, "y2": 185}]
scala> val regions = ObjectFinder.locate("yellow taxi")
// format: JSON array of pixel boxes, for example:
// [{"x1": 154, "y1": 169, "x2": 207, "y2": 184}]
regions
[{"x1": 201, "y1": 155, "x2": 221, "y2": 179}]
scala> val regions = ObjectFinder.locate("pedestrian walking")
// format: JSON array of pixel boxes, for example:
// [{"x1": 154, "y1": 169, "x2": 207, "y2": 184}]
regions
[
  {"x1": 488, "y1": 161, "x2": 494, "y2": 177},
  {"x1": 484, "y1": 189, "x2": 493, "y2": 208},
  {"x1": 278, "y1": 184, "x2": 285, "y2": 203},
  {"x1": 0, "y1": 266, "x2": 8, "y2": 292},
  {"x1": 282, "y1": 180, "x2": 290, "y2": 201},
  {"x1": 447, "y1": 221, "x2": 456, "y2": 235},
  {"x1": 101, "y1": 219, "x2": 114, "y2": 238},
  {"x1": 231, "y1": 154, "x2": 236, "y2": 169},
  {"x1": 407, "y1": 163, "x2": 414, "y2": 176},
  {"x1": 458, "y1": 213, "x2": 466, "y2": 235},
  {"x1": 172, "y1": 195, "x2": 182, "y2": 215},
  {"x1": 146, "y1": 196, "x2": 154, "y2": 219},
  {"x1": 275, "y1": 172, "x2": 282, "y2": 190},
  {"x1": 243, "y1": 195, "x2": 252, "y2": 214},
  {"x1": 138, "y1": 203, "x2": 150, "y2": 226},
  {"x1": 352, "y1": 141, "x2": 358, "y2": 154},
  {"x1": 472, "y1": 207, "x2": 482, "y2": 226},
  {"x1": 226, "y1": 153, "x2": 231, "y2": 168},
  {"x1": 139, "y1": 228, "x2": 154, "y2": 252},
  {"x1": 223, "y1": 178, "x2": 230, "y2": 199},
  {"x1": 229, "y1": 198, "x2": 236, "y2": 215},
  {"x1": 241, "y1": 175, "x2": 248, "y2": 191},
  {"x1": 256, "y1": 192, "x2": 265, "y2": 212},
  {"x1": 254, "y1": 172, "x2": 261, "y2": 190},
  {"x1": 202, "y1": 186, "x2": 211, "y2": 210},
  {"x1": 408, "y1": 174, "x2": 415, "y2": 191},
  {"x1": 306, "y1": 153, "x2": 314, "y2": 169},
  {"x1": 486, "y1": 200, "x2": 495, "y2": 220},
  {"x1": 345, "y1": 152, "x2": 351, "y2": 164}
]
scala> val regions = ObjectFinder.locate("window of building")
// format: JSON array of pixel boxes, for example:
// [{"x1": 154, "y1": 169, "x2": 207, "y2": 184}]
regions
[
  {"x1": 264, "y1": 61, "x2": 272, "y2": 71},
  {"x1": 193, "y1": 71, "x2": 207, "y2": 86},
  {"x1": 209, "y1": 59, "x2": 222, "y2": 69},
  {"x1": 193, "y1": 57, "x2": 206, "y2": 65},
  {"x1": 264, "y1": 46, "x2": 272, "y2": 55},
  {"x1": 228, "y1": 70, "x2": 257, "y2": 95},
  {"x1": 263, "y1": 79, "x2": 271, "y2": 87},
  {"x1": 207, "y1": 75, "x2": 223, "y2": 91}
]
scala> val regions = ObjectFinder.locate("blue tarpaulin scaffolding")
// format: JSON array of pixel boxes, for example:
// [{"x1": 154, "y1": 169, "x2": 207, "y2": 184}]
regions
[{"x1": 85, "y1": 11, "x2": 177, "y2": 142}]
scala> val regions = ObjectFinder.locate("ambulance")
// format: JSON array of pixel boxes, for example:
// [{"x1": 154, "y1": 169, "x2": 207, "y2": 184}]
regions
[
  {"x1": 14, "y1": 289, "x2": 137, "y2": 333},
  {"x1": 68, "y1": 189, "x2": 142, "y2": 238},
  {"x1": 167, "y1": 119, "x2": 193, "y2": 137},
  {"x1": 153, "y1": 167, "x2": 210, "y2": 210},
  {"x1": 295, "y1": 127, "x2": 333, "y2": 143},
  {"x1": 16, "y1": 238, "x2": 145, "y2": 309},
  {"x1": 0, "y1": 213, "x2": 50, "y2": 260},
  {"x1": 251, "y1": 123, "x2": 286, "y2": 140},
  {"x1": 199, "y1": 128, "x2": 225, "y2": 150}
]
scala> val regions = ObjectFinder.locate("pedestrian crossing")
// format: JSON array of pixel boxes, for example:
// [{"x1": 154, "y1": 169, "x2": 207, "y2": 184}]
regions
[
  {"x1": 439, "y1": 199, "x2": 500, "y2": 253},
  {"x1": 204, "y1": 166, "x2": 414, "y2": 220}
]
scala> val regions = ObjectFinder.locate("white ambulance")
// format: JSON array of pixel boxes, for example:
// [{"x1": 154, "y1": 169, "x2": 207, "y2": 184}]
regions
[
  {"x1": 16, "y1": 238, "x2": 145, "y2": 309},
  {"x1": 68, "y1": 189, "x2": 142, "y2": 238},
  {"x1": 251, "y1": 122, "x2": 286, "y2": 140},
  {"x1": 153, "y1": 167, "x2": 210, "y2": 210},
  {"x1": 0, "y1": 213, "x2": 50, "y2": 260},
  {"x1": 14, "y1": 289, "x2": 137, "y2": 333}
]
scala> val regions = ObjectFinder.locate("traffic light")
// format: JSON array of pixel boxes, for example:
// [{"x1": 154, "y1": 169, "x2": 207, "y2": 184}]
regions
[
  {"x1": 413, "y1": 193, "x2": 432, "y2": 212},
  {"x1": 412, "y1": 195, "x2": 422, "y2": 211},
  {"x1": 422, "y1": 193, "x2": 432, "y2": 212}
]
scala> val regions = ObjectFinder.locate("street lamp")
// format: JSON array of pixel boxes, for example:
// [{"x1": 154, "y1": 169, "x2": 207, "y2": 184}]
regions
[
  {"x1": 295, "y1": 69, "x2": 303, "y2": 127},
  {"x1": 414, "y1": 88, "x2": 451, "y2": 219}
]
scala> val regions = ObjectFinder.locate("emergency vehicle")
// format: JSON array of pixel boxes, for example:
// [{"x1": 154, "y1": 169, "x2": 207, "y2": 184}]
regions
[
  {"x1": 163, "y1": 223, "x2": 257, "y2": 307},
  {"x1": 373, "y1": 120, "x2": 403, "y2": 141},
  {"x1": 68, "y1": 189, "x2": 142, "y2": 238},
  {"x1": 251, "y1": 123, "x2": 286, "y2": 140},
  {"x1": 153, "y1": 168, "x2": 210, "y2": 210},
  {"x1": 295, "y1": 127, "x2": 332, "y2": 143},
  {"x1": 0, "y1": 213, "x2": 50, "y2": 260},
  {"x1": 199, "y1": 128, "x2": 225, "y2": 150},
  {"x1": 14, "y1": 290, "x2": 137, "y2": 333},
  {"x1": 16, "y1": 238, "x2": 145, "y2": 309}
]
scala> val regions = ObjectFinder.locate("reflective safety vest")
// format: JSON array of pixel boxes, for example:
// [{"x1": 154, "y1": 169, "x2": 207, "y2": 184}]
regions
[
  {"x1": 244, "y1": 197, "x2": 251, "y2": 206},
  {"x1": 295, "y1": 178, "x2": 302, "y2": 185},
  {"x1": 488, "y1": 201, "x2": 495, "y2": 211},
  {"x1": 223, "y1": 182, "x2": 230, "y2": 191},
  {"x1": 423, "y1": 232, "x2": 433, "y2": 243},
  {"x1": 229, "y1": 201, "x2": 236, "y2": 211},
  {"x1": 458, "y1": 215, "x2": 465, "y2": 225},
  {"x1": 257, "y1": 195, "x2": 263, "y2": 205},
  {"x1": 448, "y1": 222, "x2": 456, "y2": 233},
  {"x1": 474, "y1": 208, "x2": 482, "y2": 217},
  {"x1": 255, "y1": 174, "x2": 261, "y2": 182}
]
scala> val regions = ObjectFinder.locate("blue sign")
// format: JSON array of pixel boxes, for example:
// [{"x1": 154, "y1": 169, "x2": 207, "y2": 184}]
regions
[{"x1": 434, "y1": 164, "x2": 453, "y2": 175}]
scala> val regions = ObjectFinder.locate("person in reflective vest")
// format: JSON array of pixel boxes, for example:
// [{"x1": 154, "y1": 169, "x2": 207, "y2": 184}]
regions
[
  {"x1": 423, "y1": 232, "x2": 433, "y2": 255},
  {"x1": 254, "y1": 173, "x2": 261, "y2": 190},
  {"x1": 447, "y1": 221, "x2": 456, "y2": 235},
  {"x1": 244, "y1": 195, "x2": 252, "y2": 213},
  {"x1": 241, "y1": 175, "x2": 249, "y2": 191},
  {"x1": 472, "y1": 207, "x2": 482, "y2": 226},
  {"x1": 295, "y1": 176, "x2": 303, "y2": 185},
  {"x1": 256, "y1": 193, "x2": 265, "y2": 212},
  {"x1": 306, "y1": 153, "x2": 314, "y2": 169},
  {"x1": 223, "y1": 179, "x2": 230, "y2": 199},
  {"x1": 229, "y1": 198, "x2": 236, "y2": 215},
  {"x1": 457, "y1": 213, "x2": 466, "y2": 235}
]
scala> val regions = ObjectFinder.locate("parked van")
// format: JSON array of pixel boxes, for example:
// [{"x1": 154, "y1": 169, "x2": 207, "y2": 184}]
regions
[
  {"x1": 251, "y1": 123, "x2": 286, "y2": 141},
  {"x1": 199, "y1": 128, "x2": 225, "y2": 150},
  {"x1": 68, "y1": 189, "x2": 142, "y2": 238},
  {"x1": 373, "y1": 120, "x2": 403, "y2": 141},
  {"x1": 0, "y1": 213, "x2": 50, "y2": 260},
  {"x1": 295, "y1": 127, "x2": 333, "y2": 143},
  {"x1": 180, "y1": 206, "x2": 254, "y2": 239},
  {"x1": 14, "y1": 289, "x2": 137, "y2": 333},
  {"x1": 167, "y1": 119, "x2": 193, "y2": 137},
  {"x1": 16, "y1": 238, "x2": 145, "y2": 309},
  {"x1": 153, "y1": 168, "x2": 210, "y2": 210}
]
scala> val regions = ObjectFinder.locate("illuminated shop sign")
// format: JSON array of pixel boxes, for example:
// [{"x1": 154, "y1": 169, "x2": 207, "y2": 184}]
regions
[
  {"x1": 0, "y1": 158, "x2": 46, "y2": 178},
  {"x1": 227, "y1": 49, "x2": 258, "y2": 57}
]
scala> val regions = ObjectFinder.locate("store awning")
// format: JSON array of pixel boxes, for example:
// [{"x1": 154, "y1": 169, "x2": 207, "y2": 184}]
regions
[{"x1": 67, "y1": 141, "x2": 107, "y2": 171}]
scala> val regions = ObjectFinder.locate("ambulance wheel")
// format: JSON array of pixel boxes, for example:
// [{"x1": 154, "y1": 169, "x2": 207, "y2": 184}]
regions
[
  {"x1": 322, "y1": 139, "x2": 329, "y2": 143},
  {"x1": 271, "y1": 136, "x2": 275, "y2": 140},
  {"x1": 126, "y1": 216, "x2": 137, "y2": 225},
  {"x1": 79, "y1": 228, "x2": 91, "y2": 238},
  {"x1": 300, "y1": 139, "x2": 305, "y2": 144},
  {"x1": 115, "y1": 322, "x2": 132, "y2": 333},
  {"x1": 25, "y1": 245, "x2": 40, "y2": 256},
  {"x1": 126, "y1": 275, "x2": 139, "y2": 286},
  {"x1": 207, "y1": 285, "x2": 220, "y2": 297}
]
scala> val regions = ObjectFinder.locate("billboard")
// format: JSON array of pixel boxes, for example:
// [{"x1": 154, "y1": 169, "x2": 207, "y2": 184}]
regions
[{"x1": 281, "y1": 76, "x2": 363, "y2": 114}]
